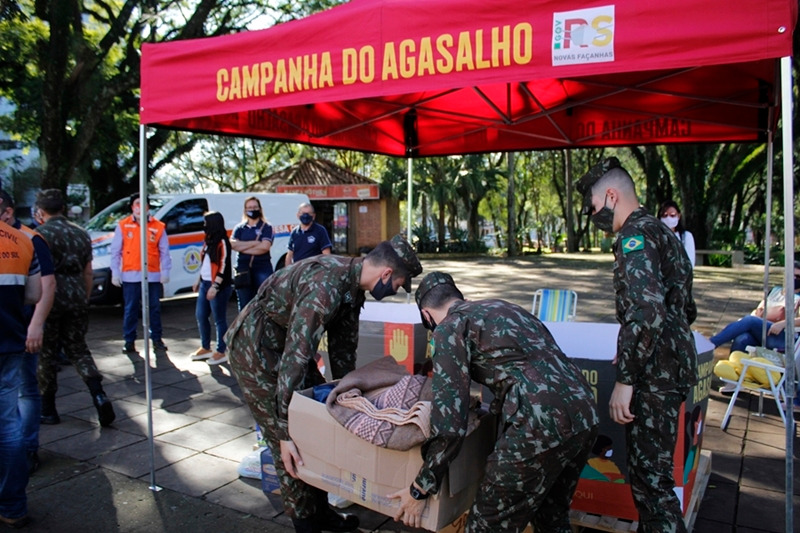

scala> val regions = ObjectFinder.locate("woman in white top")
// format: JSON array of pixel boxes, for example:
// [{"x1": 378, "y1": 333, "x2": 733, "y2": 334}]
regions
[{"x1": 659, "y1": 200, "x2": 695, "y2": 268}]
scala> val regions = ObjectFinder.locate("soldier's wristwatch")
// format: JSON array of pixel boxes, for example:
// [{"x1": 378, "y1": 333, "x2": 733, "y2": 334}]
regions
[{"x1": 409, "y1": 484, "x2": 429, "y2": 500}]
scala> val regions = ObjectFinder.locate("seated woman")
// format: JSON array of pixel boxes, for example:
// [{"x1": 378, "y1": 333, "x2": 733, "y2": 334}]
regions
[{"x1": 711, "y1": 261, "x2": 800, "y2": 396}]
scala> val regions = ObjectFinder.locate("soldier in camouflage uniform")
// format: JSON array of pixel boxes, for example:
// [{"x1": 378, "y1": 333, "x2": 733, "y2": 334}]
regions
[
  {"x1": 225, "y1": 234, "x2": 422, "y2": 533},
  {"x1": 392, "y1": 272, "x2": 599, "y2": 533},
  {"x1": 576, "y1": 158, "x2": 698, "y2": 533},
  {"x1": 34, "y1": 190, "x2": 115, "y2": 428}
]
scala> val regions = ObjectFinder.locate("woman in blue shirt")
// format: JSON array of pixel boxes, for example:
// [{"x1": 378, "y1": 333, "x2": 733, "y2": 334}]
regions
[{"x1": 230, "y1": 197, "x2": 274, "y2": 311}]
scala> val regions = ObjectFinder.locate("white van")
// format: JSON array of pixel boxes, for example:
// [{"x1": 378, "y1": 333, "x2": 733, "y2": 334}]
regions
[{"x1": 85, "y1": 192, "x2": 309, "y2": 304}]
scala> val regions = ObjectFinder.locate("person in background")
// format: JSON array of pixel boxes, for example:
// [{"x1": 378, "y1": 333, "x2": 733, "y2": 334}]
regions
[
  {"x1": 285, "y1": 202, "x2": 332, "y2": 265},
  {"x1": 191, "y1": 212, "x2": 233, "y2": 366},
  {"x1": 658, "y1": 200, "x2": 695, "y2": 268},
  {"x1": 34, "y1": 189, "x2": 115, "y2": 428},
  {"x1": 710, "y1": 261, "x2": 800, "y2": 354},
  {"x1": 110, "y1": 193, "x2": 172, "y2": 354},
  {"x1": 0, "y1": 218, "x2": 41, "y2": 529},
  {"x1": 391, "y1": 272, "x2": 598, "y2": 532},
  {"x1": 0, "y1": 190, "x2": 55, "y2": 474},
  {"x1": 226, "y1": 234, "x2": 422, "y2": 533},
  {"x1": 576, "y1": 158, "x2": 697, "y2": 533},
  {"x1": 228, "y1": 196, "x2": 274, "y2": 314}
]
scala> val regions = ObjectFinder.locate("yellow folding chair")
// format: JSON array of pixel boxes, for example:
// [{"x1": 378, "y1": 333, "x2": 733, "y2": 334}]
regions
[
  {"x1": 531, "y1": 289, "x2": 578, "y2": 322},
  {"x1": 719, "y1": 345, "x2": 791, "y2": 430}
]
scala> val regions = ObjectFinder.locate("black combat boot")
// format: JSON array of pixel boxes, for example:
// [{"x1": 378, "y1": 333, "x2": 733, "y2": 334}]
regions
[
  {"x1": 314, "y1": 491, "x2": 359, "y2": 533},
  {"x1": 291, "y1": 518, "x2": 321, "y2": 533},
  {"x1": 87, "y1": 378, "x2": 115, "y2": 427},
  {"x1": 40, "y1": 393, "x2": 60, "y2": 425}
]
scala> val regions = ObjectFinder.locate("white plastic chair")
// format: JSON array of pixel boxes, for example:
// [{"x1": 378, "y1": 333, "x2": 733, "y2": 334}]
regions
[{"x1": 531, "y1": 289, "x2": 578, "y2": 322}]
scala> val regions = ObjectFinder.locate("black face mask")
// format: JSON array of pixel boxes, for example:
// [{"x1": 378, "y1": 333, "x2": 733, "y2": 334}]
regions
[
  {"x1": 420, "y1": 310, "x2": 437, "y2": 331},
  {"x1": 246, "y1": 209, "x2": 261, "y2": 219},
  {"x1": 590, "y1": 195, "x2": 615, "y2": 233},
  {"x1": 299, "y1": 213, "x2": 313, "y2": 225},
  {"x1": 370, "y1": 276, "x2": 396, "y2": 301}
]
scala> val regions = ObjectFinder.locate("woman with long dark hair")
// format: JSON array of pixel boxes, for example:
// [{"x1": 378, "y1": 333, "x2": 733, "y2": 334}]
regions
[
  {"x1": 190, "y1": 211, "x2": 233, "y2": 365},
  {"x1": 658, "y1": 200, "x2": 696, "y2": 268}
]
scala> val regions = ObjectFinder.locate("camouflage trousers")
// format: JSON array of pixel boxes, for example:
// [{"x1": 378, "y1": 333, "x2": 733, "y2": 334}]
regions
[
  {"x1": 467, "y1": 425, "x2": 598, "y2": 533},
  {"x1": 38, "y1": 304, "x2": 102, "y2": 397},
  {"x1": 626, "y1": 389, "x2": 687, "y2": 533},
  {"x1": 226, "y1": 311, "x2": 325, "y2": 520}
]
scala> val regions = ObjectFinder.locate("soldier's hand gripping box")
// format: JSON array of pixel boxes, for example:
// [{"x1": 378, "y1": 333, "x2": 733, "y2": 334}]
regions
[
  {"x1": 288, "y1": 387, "x2": 496, "y2": 532},
  {"x1": 545, "y1": 322, "x2": 714, "y2": 521}
]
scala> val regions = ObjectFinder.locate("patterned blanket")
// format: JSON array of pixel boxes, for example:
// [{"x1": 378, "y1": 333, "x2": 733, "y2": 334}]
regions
[{"x1": 325, "y1": 356, "x2": 433, "y2": 450}]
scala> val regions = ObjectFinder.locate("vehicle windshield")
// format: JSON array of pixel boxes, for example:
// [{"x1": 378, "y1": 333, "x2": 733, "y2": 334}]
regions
[{"x1": 84, "y1": 196, "x2": 166, "y2": 232}]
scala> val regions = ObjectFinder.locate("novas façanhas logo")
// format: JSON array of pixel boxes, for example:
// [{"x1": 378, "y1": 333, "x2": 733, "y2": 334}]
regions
[{"x1": 552, "y1": 5, "x2": 615, "y2": 66}]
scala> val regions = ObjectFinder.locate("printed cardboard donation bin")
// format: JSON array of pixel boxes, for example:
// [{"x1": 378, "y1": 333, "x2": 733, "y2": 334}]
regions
[
  {"x1": 546, "y1": 322, "x2": 714, "y2": 521},
  {"x1": 288, "y1": 387, "x2": 496, "y2": 532},
  {"x1": 317, "y1": 302, "x2": 430, "y2": 378}
]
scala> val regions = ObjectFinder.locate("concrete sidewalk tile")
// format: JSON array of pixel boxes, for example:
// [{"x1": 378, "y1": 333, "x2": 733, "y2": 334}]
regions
[
  {"x1": 113, "y1": 409, "x2": 201, "y2": 437},
  {"x1": 52, "y1": 389, "x2": 95, "y2": 415},
  {"x1": 205, "y1": 432, "x2": 259, "y2": 462},
  {"x1": 743, "y1": 437, "x2": 796, "y2": 461},
  {"x1": 91, "y1": 439, "x2": 198, "y2": 478},
  {"x1": 157, "y1": 392, "x2": 243, "y2": 419},
  {"x1": 736, "y1": 485, "x2": 799, "y2": 532},
  {"x1": 701, "y1": 426, "x2": 745, "y2": 455},
  {"x1": 205, "y1": 478, "x2": 283, "y2": 520},
  {"x1": 170, "y1": 372, "x2": 234, "y2": 394},
  {"x1": 704, "y1": 451, "x2": 743, "y2": 485},
  {"x1": 691, "y1": 517, "x2": 740, "y2": 533},
  {"x1": 118, "y1": 383, "x2": 204, "y2": 410},
  {"x1": 67, "y1": 398, "x2": 150, "y2": 425},
  {"x1": 38, "y1": 416, "x2": 97, "y2": 445},
  {"x1": 155, "y1": 419, "x2": 251, "y2": 452},
  {"x1": 208, "y1": 404, "x2": 257, "y2": 429},
  {"x1": 43, "y1": 425, "x2": 145, "y2": 461},
  {"x1": 741, "y1": 455, "x2": 800, "y2": 495},
  {"x1": 696, "y1": 478, "x2": 738, "y2": 524},
  {"x1": 152, "y1": 452, "x2": 240, "y2": 498},
  {"x1": 102, "y1": 376, "x2": 164, "y2": 401}
]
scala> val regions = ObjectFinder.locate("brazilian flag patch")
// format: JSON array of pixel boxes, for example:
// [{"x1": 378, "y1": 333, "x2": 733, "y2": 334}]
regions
[{"x1": 622, "y1": 235, "x2": 645, "y2": 254}]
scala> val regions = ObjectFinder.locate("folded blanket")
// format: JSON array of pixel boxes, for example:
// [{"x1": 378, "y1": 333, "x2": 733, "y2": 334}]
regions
[{"x1": 326, "y1": 356, "x2": 433, "y2": 450}]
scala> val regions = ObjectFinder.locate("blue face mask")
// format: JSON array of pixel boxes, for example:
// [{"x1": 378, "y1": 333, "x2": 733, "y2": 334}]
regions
[
  {"x1": 299, "y1": 213, "x2": 313, "y2": 225},
  {"x1": 370, "y1": 276, "x2": 397, "y2": 301}
]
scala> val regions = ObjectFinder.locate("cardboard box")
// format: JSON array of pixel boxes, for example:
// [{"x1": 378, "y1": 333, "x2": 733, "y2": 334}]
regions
[
  {"x1": 288, "y1": 387, "x2": 496, "y2": 532},
  {"x1": 545, "y1": 322, "x2": 715, "y2": 521},
  {"x1": 317, "y1": 302, "x2": 431, "y2": 377}
]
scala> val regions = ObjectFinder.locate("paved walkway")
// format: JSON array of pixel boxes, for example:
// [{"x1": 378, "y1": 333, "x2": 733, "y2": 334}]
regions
[{"x1": 20, "y1": 255, "x2": 799, "y2": 532}]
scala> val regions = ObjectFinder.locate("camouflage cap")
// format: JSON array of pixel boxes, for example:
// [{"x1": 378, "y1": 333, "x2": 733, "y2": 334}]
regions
[
  {"x1": 415, "y1": 271, "x2": 455, "y2": 307},
  {"x1": 575, "y1": 157, "x2": 622, "y2": 214},
  {"x1": 389, "y1": 234, "x2": 423, "y2": 292}
]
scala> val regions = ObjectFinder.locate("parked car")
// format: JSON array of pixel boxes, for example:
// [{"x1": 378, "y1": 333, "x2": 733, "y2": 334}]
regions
[{"x1": 86, "y1": 192, "x2": 309, "y2": 304}]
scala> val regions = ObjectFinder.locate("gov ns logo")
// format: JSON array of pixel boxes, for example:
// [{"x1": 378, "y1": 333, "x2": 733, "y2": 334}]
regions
[{"x1": 552, "y1": 5, "x2": 615, "y2": 66}]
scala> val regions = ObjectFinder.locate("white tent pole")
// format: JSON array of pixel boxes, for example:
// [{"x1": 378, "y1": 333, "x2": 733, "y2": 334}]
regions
[
  {"x1": 407, "y1": 157, "x2": 413, "y2": 303},
  {"x1": 139, "y1": 124, "x2": 160, "y2": 492},
  {"x1": 779, "y1": 55, "x2": 794, "y2": 533}
]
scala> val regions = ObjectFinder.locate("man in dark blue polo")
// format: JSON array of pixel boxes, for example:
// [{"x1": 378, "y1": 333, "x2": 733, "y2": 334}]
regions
[{"x1": 285, "y1": 202, "x2": 332, "y2": 265}]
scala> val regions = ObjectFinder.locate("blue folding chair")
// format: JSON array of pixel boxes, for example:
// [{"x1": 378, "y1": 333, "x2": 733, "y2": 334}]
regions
[{"x1": 531, "y1": 289, "x2": 578, "y2": 322}]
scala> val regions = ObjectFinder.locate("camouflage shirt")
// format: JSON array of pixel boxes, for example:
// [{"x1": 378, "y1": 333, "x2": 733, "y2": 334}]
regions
[
  {"x1": 36, "y1": 215, "x2": 92, "y2": 310},
  {"x1": 613, "y1": 208, "x2": 698, "y2": 393},
  {"x1": 415, "y1": 299, "x2": 599, "y2": 494},
  {"x1": 226, "y1": 255, "x2": 366, "y2": 441}
]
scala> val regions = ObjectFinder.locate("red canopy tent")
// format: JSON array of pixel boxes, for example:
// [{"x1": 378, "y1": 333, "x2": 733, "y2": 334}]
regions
[
  {"x1": 138, "y1": 0, "x2": 797, "y2": 526},
  {"x1": 141, "y1": 0, "x2": 794, "y2": 155}
]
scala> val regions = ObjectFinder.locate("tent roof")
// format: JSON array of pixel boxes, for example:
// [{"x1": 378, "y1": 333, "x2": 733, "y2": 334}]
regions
[{"x1": 140, "y1": 0, "x2": 796, "y2": 156}]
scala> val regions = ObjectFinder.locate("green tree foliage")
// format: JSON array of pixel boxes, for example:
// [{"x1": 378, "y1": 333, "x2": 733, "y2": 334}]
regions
[{"x1": 0, "y1": 0, "x2": 344, "y2": 212}]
